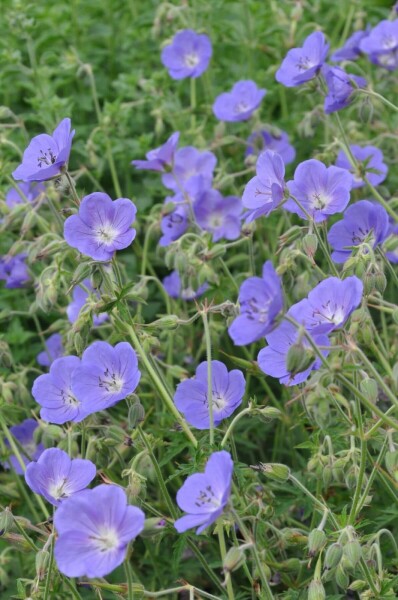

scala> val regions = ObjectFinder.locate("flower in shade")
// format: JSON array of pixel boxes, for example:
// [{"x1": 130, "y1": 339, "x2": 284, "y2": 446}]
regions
[
  {"x1": 258, "y1": 320, "x2": 330, "y2": 386},
  {"x1": 131, "y1": 132, "x2": 180, "y2": 172},
  {"x1": 12, "y1": 118, "x2": 75, "y2": 182},
  {"x1": 331, "y1": 29, "x2": 369, "y2": 62},
  {"x1": 228, "y1": 261, "x2": 283, "y2": 345},
  {"x1": 64, "y1": 193, "x2": 137, "y2": 261},
  {"x1": 194, "y1": 189, "x2": 242, "y2": 241},
  {"x1": 71, "y1": 341, "x2": 141, "y2": 415},
  {"x1": 174, "y1": 451, "x2": 233, "y2": 534},
  {"x1": 0, "y1": 254, "x2": 30, "y2": 288},
  {"x1": 25, "y1": 448, "x2": 96, "y2": 507},
  {"x1": 242, "y1": 150, "x2": 286, "y2": 222},
  {"x1": 161, "y1": 30, "x2": 212, "y2": 79},
  {"x1": 323, "y1": 65, "x2": 366, "y2": 114},
  {"x1": 162, "y1": 147, "x2": 217, "y2": 193},
  {"x1": 284, "y1": 159, "x2": 352, "y2": 222},
  {"x1": 54, "y1": 484, "x2": 145, "y2": 577},
  {"x1": 288, "y1": 276, "x2": 363, "y2": 334},
  {"x1": 159, "y1": 201, "x2": 189, "y2": 247},
  {"x1": 32, "y1": 356, "x2": 88, "y2": 424},
  {"x1": 359, "y1": 20, "x2": 398, "y2": 70},
  {"x1": 163, "y1": 270, "x2": 208, "y2": 300},
  {"x1": 3, "y1": 419, "x2": 44, "y2": 475},
  {"x1": 174, "y1": 361, "x2": 245, "y2": 429},
  {"x1": 6, "y1": 182, "x2": 45, "y2": 209},
  {"x1": 36, "y1": 333, "x2": 64, "y2": 368},
  {"x1": 213, "y1": 80, "x2": 266, "y2": 122},
  {"x1": 327, "y1": 200, "x2": 390, "y2": 263},
  {"x1": 67, "y1": 279, "x2": 108, "y2": 326},
  {"x1": 335, "y1": 145, "x2": 388, "y2": 188},
  {"x1": 384, "y1": 220, "x2": 398, "y2": 263},
  {"x1": 245, "y1": 129, "x2": 296, "y2": 165},
  {"x1": 275, "y1": 31, "x2": 329, "y2": 87}
]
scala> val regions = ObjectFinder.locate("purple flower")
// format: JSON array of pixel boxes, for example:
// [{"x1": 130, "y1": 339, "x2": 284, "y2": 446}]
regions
[
  {"x1": 6, "y1": 182, "x2": 45, "y2": 209},
  {"x1": 162, "y1": 147, "x2": 217, "y2": 193},
  {"x1": 131, "y1": 132, "x2": 180, "y2": 172},
  {"x1": 258, "y1": 320, "x2": 330, "y2": 386},
  {"x1": 194, "y1": 189, "x2": 242, "y2": 241},
  {"x1": 159, "y1": 201, "x2": 189, "y2": 247},
  {"x1": 327, "y1": 200, "x2": 390, "y2": 263},
  {"x1": 161, "y1": 30, "x2": 212, "y2": 79},
  {"x1": 163, "y1": 271, "x2": 208, "y2": 300},
  {"x1": 67, "y1": 279, "x2": 108, "y2": 326},
  {"x1": 245, "y1": 129, "x2": 296, "y2": 165},
  {"x1": 288, "y1": 276, "x2": 363, "y2": 334},
  {"x1": 242, "y1": 150, "x2": 286, "y2": 222},
  {"x1": 213, "y1": 80, "x2": 266, "y2": 122},
  {"x1": 71, "y1": 341, "x2": 141, "y2": 415},
  {"x1": 25, "y1": 448, "x2": 96, "y2": 506},
  {"x1": 359, "y1": 20, "x2": 398, "y2": 70},
  {"x1": 0, "y1": 254, "x2": 30, "y2": 288},
  {"x1": 228, "y1": 261, "x2": 283, "y2": 345},
  {"x1": 174, "y1": 451, "x2": 233, "y2": 534},
  {"x1": 275, "y1": 31, "x2": 329, "y2": 87},
  {"x1": 12, "y1": 118, "x2": 75, "y2": 182},
  {"x1": 174, "y1": 361, "x2": 245, "y2": 430},
  {"x1": 331, "y1": 29, "x2": 369, "y2": 62},
  {"x1": 64, "y1": 193, "x2": 137, "y2": 261},
  {"x1": 335, "y1": 145, "x2": 388, "y2": 189},
  {"x1": 284, "y1": 159, "x2": 352, "y2": 222},
  {"x1": 36, "y1": 333, "x2": 64, "y2": 368},
  {"x1": 3, "y1": 419, "x2": 44, "y2": 475},
  {"x1": 54, "y1": 484, "x2": 145, "y2": 577},
  {"x1": 32, "y1": 356, "x2": 89, "y2": 424},
  {"x1": 323, "y1": 65, "x2": 366, "y2": 114}
]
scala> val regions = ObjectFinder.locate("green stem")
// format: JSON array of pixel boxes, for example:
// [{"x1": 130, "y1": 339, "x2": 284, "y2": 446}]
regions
[
  {"x1": 124, "y1": 558, "x2": 134, "y2": 600},
  {"x1": 64, "y1": 170, "x2": 80, "y2": 207},
  {"x1": 217, "y1": 521, "x2": 235, "y2": 600},
  {"x1": 190, "y1": 77, "x2": 196, "y2": 130},
  {"x1": 355, "y1": 88, "x2": 398, "y2": 112},
  {"x1": 221, "y1": 407, "x2": 252, "y2": 448},
  {"x1": 347, "y1": 387, "x2": 367, "y2": 525},
  {"x1": 13, "y1": 517, "x2": 39, "y2": 552},
  {"x1": 354, "y1": 345, "x2": 398, "y2": 410},
  {"x1": 43, "y1": 533, "x2": 55, "y2": 600},
  {"x1": 201, "y1": 311, "x2": 215, "y2": 445},
  {"x1": 288, "y1": 474, "x2": 339, "y2": 529}
]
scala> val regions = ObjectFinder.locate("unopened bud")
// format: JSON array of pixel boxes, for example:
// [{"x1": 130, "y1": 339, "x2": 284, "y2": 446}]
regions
[
  {"x1": 385, "y1": 450, "x2": 398, "y2": 481},
  {"x1": 308, "y1": 579, "x2": 325, "y2": 600},
  {"x1": 358, "y1": 95, "x2": 374, "y2": 124},
  {"x1": 335, "y1": 563, "x2": 349, "y2": 589},
  {"x1": 349, "y1": 579, "x2": 367, "y2": 592},
  {"x1": 286, "y1": 343, "x2": 314, "y2": 375},
  {"x1": 255, "y1": 406, "x2": 282, "y2": 421},
  {"x1": 205, "y1": 244, "x2": 226, "y2": 260},
  {"x1": 343, "y1": 539, "x2": 362, "y2": 568},
  {"x1": 307, "y1": 529, "x2": 327, "y2": 557},
  {"x1": 359, "y1": 378, "x2": 378, "y2": 404},
  {"x1": 324, "y1": 543, "x2": 343, "y2": 570},
  {"x1": 302, "y1": 233, "x2": 318, "y2": 259},
  {"x1": 36, "y1": 549, "x2": 50, "y2": 580},
  {"x1": 256, "y1": 463, "x2": 290, "y2": 481},
  {"x1": 223, "y1": 546, "x2": 246, "y2": 573},
  {"x1": 148, "y1": 315, "x2": 180, "y2": 330},
  {"x1": 141, "y1": 517, "x2": 167, "y2": 538},
  {"x1": 0, "y1": 508, "x2": 13, "y2": 535},
  {"x1": 128, "y1": 402, "x2": 145, "y2": 429}
]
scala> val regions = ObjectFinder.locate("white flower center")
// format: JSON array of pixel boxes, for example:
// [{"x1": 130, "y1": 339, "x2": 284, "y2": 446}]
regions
[
  {"x1": 209, "y1": 214, "x2": 223, "y2": 229},
  {"x1": 184, "y1": 52, "x2": 199, "y2": 68},
  {"x1": 235, "y1": 101, "x2": 249, "y2": 114},
  {"x1": 99, "y1": 369, "x2": 124, "y2": 394},
  {"x1": 49, "y1": 478, "x2": 71, "y2": 501},
  {"x1": 382, "y1": 35, "x2": 396, "y2": 50},
  {"x1": 90, "y1": 528, "x2": 119, "y2": 552},
  {"x1": 206, "y1": 391, "x2": 227, "y2": 411},
  {"x1": 96, "y1": 223, "x2": 118, "y2": 245},
  {"x1": 195, "y1": 485, "x2": 221, "y2": 509},
  {"x1": 311, "y1": 192, "x2": 330, "y2": 210},
  {"x1": 313, "y1": 303, "x2": 345, "y2": 326}
]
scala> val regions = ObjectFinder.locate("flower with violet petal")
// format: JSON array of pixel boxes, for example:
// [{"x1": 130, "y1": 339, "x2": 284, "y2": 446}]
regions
[
  {"x1": 25, "y1": 448, "x2": 96, "y2": 507},
  {"x1": 258, "y1": 320, "x2": 330, "y2": 386},
  {"x1": 54, "y1": 484, "x2": 145, "y2": 578},
  {"x1": 335, "y1": 145, "x2": 388, "y2": 189},
  {"x1": 174, "y1": 361, "x2": 245, "y2": 430},
  {"x1": 275, "y1": 31, "x2": 329, "y2": 87},
  {"x1": 228, "y1": 261, "x2": 283, "y2": 346},
  {"x1": 0, "y1": 254, "x2": 30, "y2": 289},
  {"x1": 194, "y1": 189, "x2": 242, "y2": 242},
  {"x1": 174, "y1": 450, "x2": 233, "y2": 534},
  {"x1": 36, "y1": 333, "x2": 64, "y2": 368},
  {"x1": 159, "y1": 200, "x2": 189, "y2": 247},
  {"x1": 162, "y1": 147, "x2": 217, "y2": 194},
  {"x1": 2, "y1": 419, "x2": 44, "y2": 475},
  {"x1": 284, "y1": 159, "x2": 352, "y2": 222},
  {"x1": 242, "y1": 150, "x2": 286, "y2": 222},
  {"x1": 13, "y1": 118, "x2": 75, "y2": 182},
  {"x1": 6, "y1": 182, "x2": 45, "y2": 209},
  {"x1": 213, "y1": 80, "x2": 266, "y2": 122},
  {"x1": 32, "y1": 356, "x2": 88, "y2": 424},
  {"x1": 64, "y1": 192, "x2": 137, "y2": 261},
  {"x1": 327, "y1": 200, "x2": 390, "y2": 263},
  {"x1": 331, "y1": 29, "x2": 369, "y2": 62},
  {"x1": 359, "y1": 20, "x2": 398, "y2": 71},
  {"x1": 323, "y1": 65, "x2": 367, "y2": 114},
  {"x1": 67, "y1": 278, "x2": 108, "y2": 326},
  {"x1": 161, "y1": 29, "x2": 212, "y2": 79},
  {"x1": 288, "y1": 276, "x2": 364, "y2": 334},
  {"x1": 163, "y1": 270, "x2": 208, "y2": 300},
  {"x1": 131, "y1": 132, "x2": 180, "y2": 172},
  {"x1": 245, "y1": 129, "x2": 296, "y2": 164},
  {"x1": 71, "y1": 341, "x2": 141, "y2": 415}
]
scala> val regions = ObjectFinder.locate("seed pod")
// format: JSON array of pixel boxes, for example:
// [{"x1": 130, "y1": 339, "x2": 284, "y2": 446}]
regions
[
  {"x1": 324, "y1": 543, "x2": 343, "y2": 570},
  {"x1": 308, "y1": 529, "x2": 327, "y2": 557}
]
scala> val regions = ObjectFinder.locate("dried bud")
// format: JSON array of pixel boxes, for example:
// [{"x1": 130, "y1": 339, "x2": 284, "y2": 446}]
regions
[
  {"x1": 324, "y1": 543, "x2": 343, "y2": 570},
  {"x1": 308, "y1": 579, "x2": 325, "y2": 600},
  {"x1": 223, "y1": 546, "x2": 246, "y2": 573},
  {"x1": 128, "y1": 402, "x2": 145, "y2": 429},
  {"x1": 308, "y1": 529, "x2": 327, "y2": 557}
]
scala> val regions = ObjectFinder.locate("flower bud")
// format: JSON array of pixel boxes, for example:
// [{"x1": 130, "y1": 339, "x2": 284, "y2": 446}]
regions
[
  {"x1": 324, "y1": 543, "x2": 343, "y2": 570},
  {"x1": 256, "y1": 463, "x2": 290, "y2": 481},
  {"x1": 223, "y1": 546, "x2": 246, "y2": 573},
  {"x1": 335, "y1": 563, "x2": 349, "y2": 589},
  {"x1": 41, "y1": 425, "x2": 64, "y2": 447},
  {"x1": 141, "y1": 517, "x2": 167, "y2": 538},
  {"x1": 205, "y1": 244, "x2": 226, "y2": 260},
  {"x1": 349, "y1": 579, "x2": 366, "y2": 592},
  {"x1": 255, "y1": 406, "x2": 282, "y2": 422},
  {"x1": 0, "y1": 341, "x2": 12, "y2": 368},
  {"x1": 359, "y1": 378, "x2": 378, "y2": 404},
  {"x1": 343, "y1": 539, "x2": 362, "y2": 568},
  {"x1": 286, "y1": 343, "x2": 314, "y2": 375},
  {"x1": 128, "y1": 402, "x2": 145, "y2": 429},
  {"x1": 385, "y1": 450, "x2": 398, "y2": 481},
  {"x1": 35, "y1": 549, "x2": 50, "y2": 580},
  {"x1": 307, "y1": 529, "x2": 327, "y2": 557},
  {"x1": 0, "y1": 508, "x2": 13, "y2": 535},
  {"x1": 308, "y1": 579, "x2": 325, "y2": 600},
  {"x1": 358, "y1": 95, "x2": 374, "y2": 124},
  {"x1": 148, "y1": 315, "x2": 180, "y2": 330},
  {"x1": 302, "y1": 233, "x2": 318, "y2": 259}
]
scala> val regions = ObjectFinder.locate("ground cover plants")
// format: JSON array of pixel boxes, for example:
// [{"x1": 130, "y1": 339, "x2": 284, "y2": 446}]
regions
[{"x1": 0, "y1": 0, "x2": 398, "y2": 598}]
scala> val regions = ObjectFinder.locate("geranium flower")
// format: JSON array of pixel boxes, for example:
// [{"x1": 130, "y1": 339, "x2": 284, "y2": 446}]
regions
[
  {"x1": 2, "y1": 419, "x2": 44, "y2": 475},
  {"x1": 242, "y1": 150, "x2": 286, "y2": 222},
  {"x1": 275, "y1": 31, "x2": 329, "y2": 87},
  {"x1": 174, "y1": 361, "x2": 245, "y2": 429},
  {"x1": 161, "y1": 147, "x2": 217, "y2": 193},
  {"x1": 25, "y1": 448, "x2": 96, "y2": 506},
  {"x1": 0, "y1": 254, "x2": 30, "y2": 289},
  {"x1": 213, "y1": 80, "x2": 266, "y2": 122},
  {"x1": 161, "y1": 30, "x2": 212, "y2": 79},
  {"x1": 6, "y1": 182, "x2": 45, "y2": 208},
  {"x1": 64, "y1": 192, "x2": 137, "y2": 261},
  {"x1": 331, "y1": 29, "x2": 369, "y2": 62},
  {"x1": 194, "y1": 189, "x2": 242, "y2": 241},
  {"x1": 36, "y1": 333, "x2": 64, "y2": 368},
  {"x1": 174, "y1": 451, "x2": 233, "y2": 534},
  {"x1": 245, "y1": 129, "x2": 295, "y2": 164},
  {"x1": 131, "y1": 132, "x2": 180, "y2": 172},
  {"x1": 54, "y1": 484, "x2": 145, "y2": 577},
  {"x1": 67, "y1": 278, "x2": 108, "y2": 326},
  {"x1": 335, "y1": 145, "x2": 388, "y2": 188},
  {"x1": 323, "y1": 65, "x2": 367, "y2": 114},
  {"x1": 163, "y1": 271, "x2": 208, "y2": 300},
  {"x1": 12, "y1": 118, "x2": 75, "y2": 182},
  {"x1": 359, "y1": 20, "x2": 398, "y2": 70}
]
